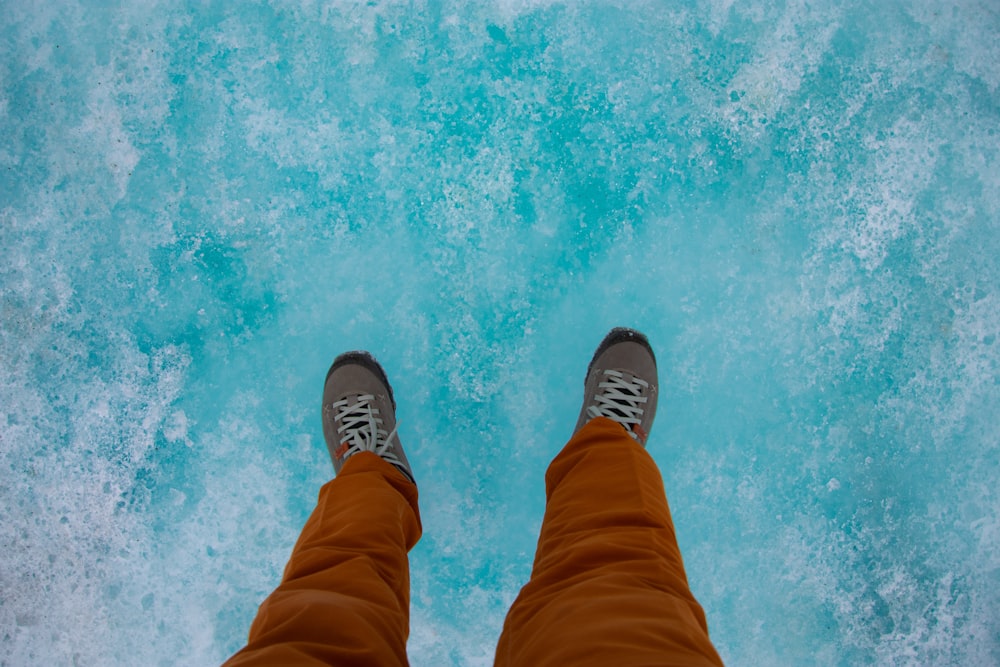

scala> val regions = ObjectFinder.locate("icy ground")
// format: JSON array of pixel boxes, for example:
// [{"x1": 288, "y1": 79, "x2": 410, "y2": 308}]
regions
[{"x1": 2, "y1": 1, "x2": 999, "y2": 665}]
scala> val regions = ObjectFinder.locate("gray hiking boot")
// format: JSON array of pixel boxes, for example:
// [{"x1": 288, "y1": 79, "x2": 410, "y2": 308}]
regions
[
  {"x1": 573, "y1": 327, "x2": 659, "y2": 446},
  {"x1": 321, "y1": 351, "x2": 415, "y2": 484}
]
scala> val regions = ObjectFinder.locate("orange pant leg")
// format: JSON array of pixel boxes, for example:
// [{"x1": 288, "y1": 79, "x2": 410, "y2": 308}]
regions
[
  {"x1": 494, "y1": 417, "x2": 723, "y2": 667},
  {"x1": 225, "y1": 452, "x2": 421, "y2": 667}
]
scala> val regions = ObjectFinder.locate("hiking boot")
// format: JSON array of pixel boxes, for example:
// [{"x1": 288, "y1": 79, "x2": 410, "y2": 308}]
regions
[
  {"x1": 574, "y1": 327, "x2": 659, "y2": 446},
  {"x1": 322, "y1": 351, "x2": 415, "y2": 484}
]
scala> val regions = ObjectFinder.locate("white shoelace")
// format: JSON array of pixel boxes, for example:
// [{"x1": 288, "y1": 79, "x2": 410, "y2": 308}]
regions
[
  {"x1": 329, "y1": 394, "x2": 407, "y2": 471},
  {"x1": 586, "y1": 369, "x2": 649, "y2": 439}
]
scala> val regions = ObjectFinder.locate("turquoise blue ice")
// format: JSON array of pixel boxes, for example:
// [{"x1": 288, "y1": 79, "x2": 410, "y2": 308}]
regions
[{"x1": 2, "y1": 1, "x2": 999, "y2": 665}]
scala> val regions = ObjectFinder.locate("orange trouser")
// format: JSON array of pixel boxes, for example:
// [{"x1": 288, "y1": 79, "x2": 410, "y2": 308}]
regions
[{"x1": 225, "y1": 417, "x2": 723, "y2": 666}]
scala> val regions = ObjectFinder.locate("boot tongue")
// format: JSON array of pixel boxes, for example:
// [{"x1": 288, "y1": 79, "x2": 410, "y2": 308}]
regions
[
  {"x1": 607, "y1": 405, "x2": 632, "y2": 423},
  {"x1": 605, "y1": 377, "x2": 641, "y2": 427}
]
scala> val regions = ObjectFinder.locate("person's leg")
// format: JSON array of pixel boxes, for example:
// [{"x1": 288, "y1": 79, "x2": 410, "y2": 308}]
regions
[
  {"x1": 226, "y1": 352, "x2": 420, "y2": 667},
  {"x1": 495, "y1": 329, "x2": 723, "y2": 667},
  {"x1": 494, "y1": 418, "x2": 721, "y2": 666},
  {"x1": 225, "y1": 453, "x2": 420, "y2": 667}
]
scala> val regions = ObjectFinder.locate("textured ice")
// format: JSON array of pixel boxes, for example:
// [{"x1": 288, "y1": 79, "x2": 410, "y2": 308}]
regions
[{"x1": 2, "y1": 1, "x2": 999, "y2": 665}]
